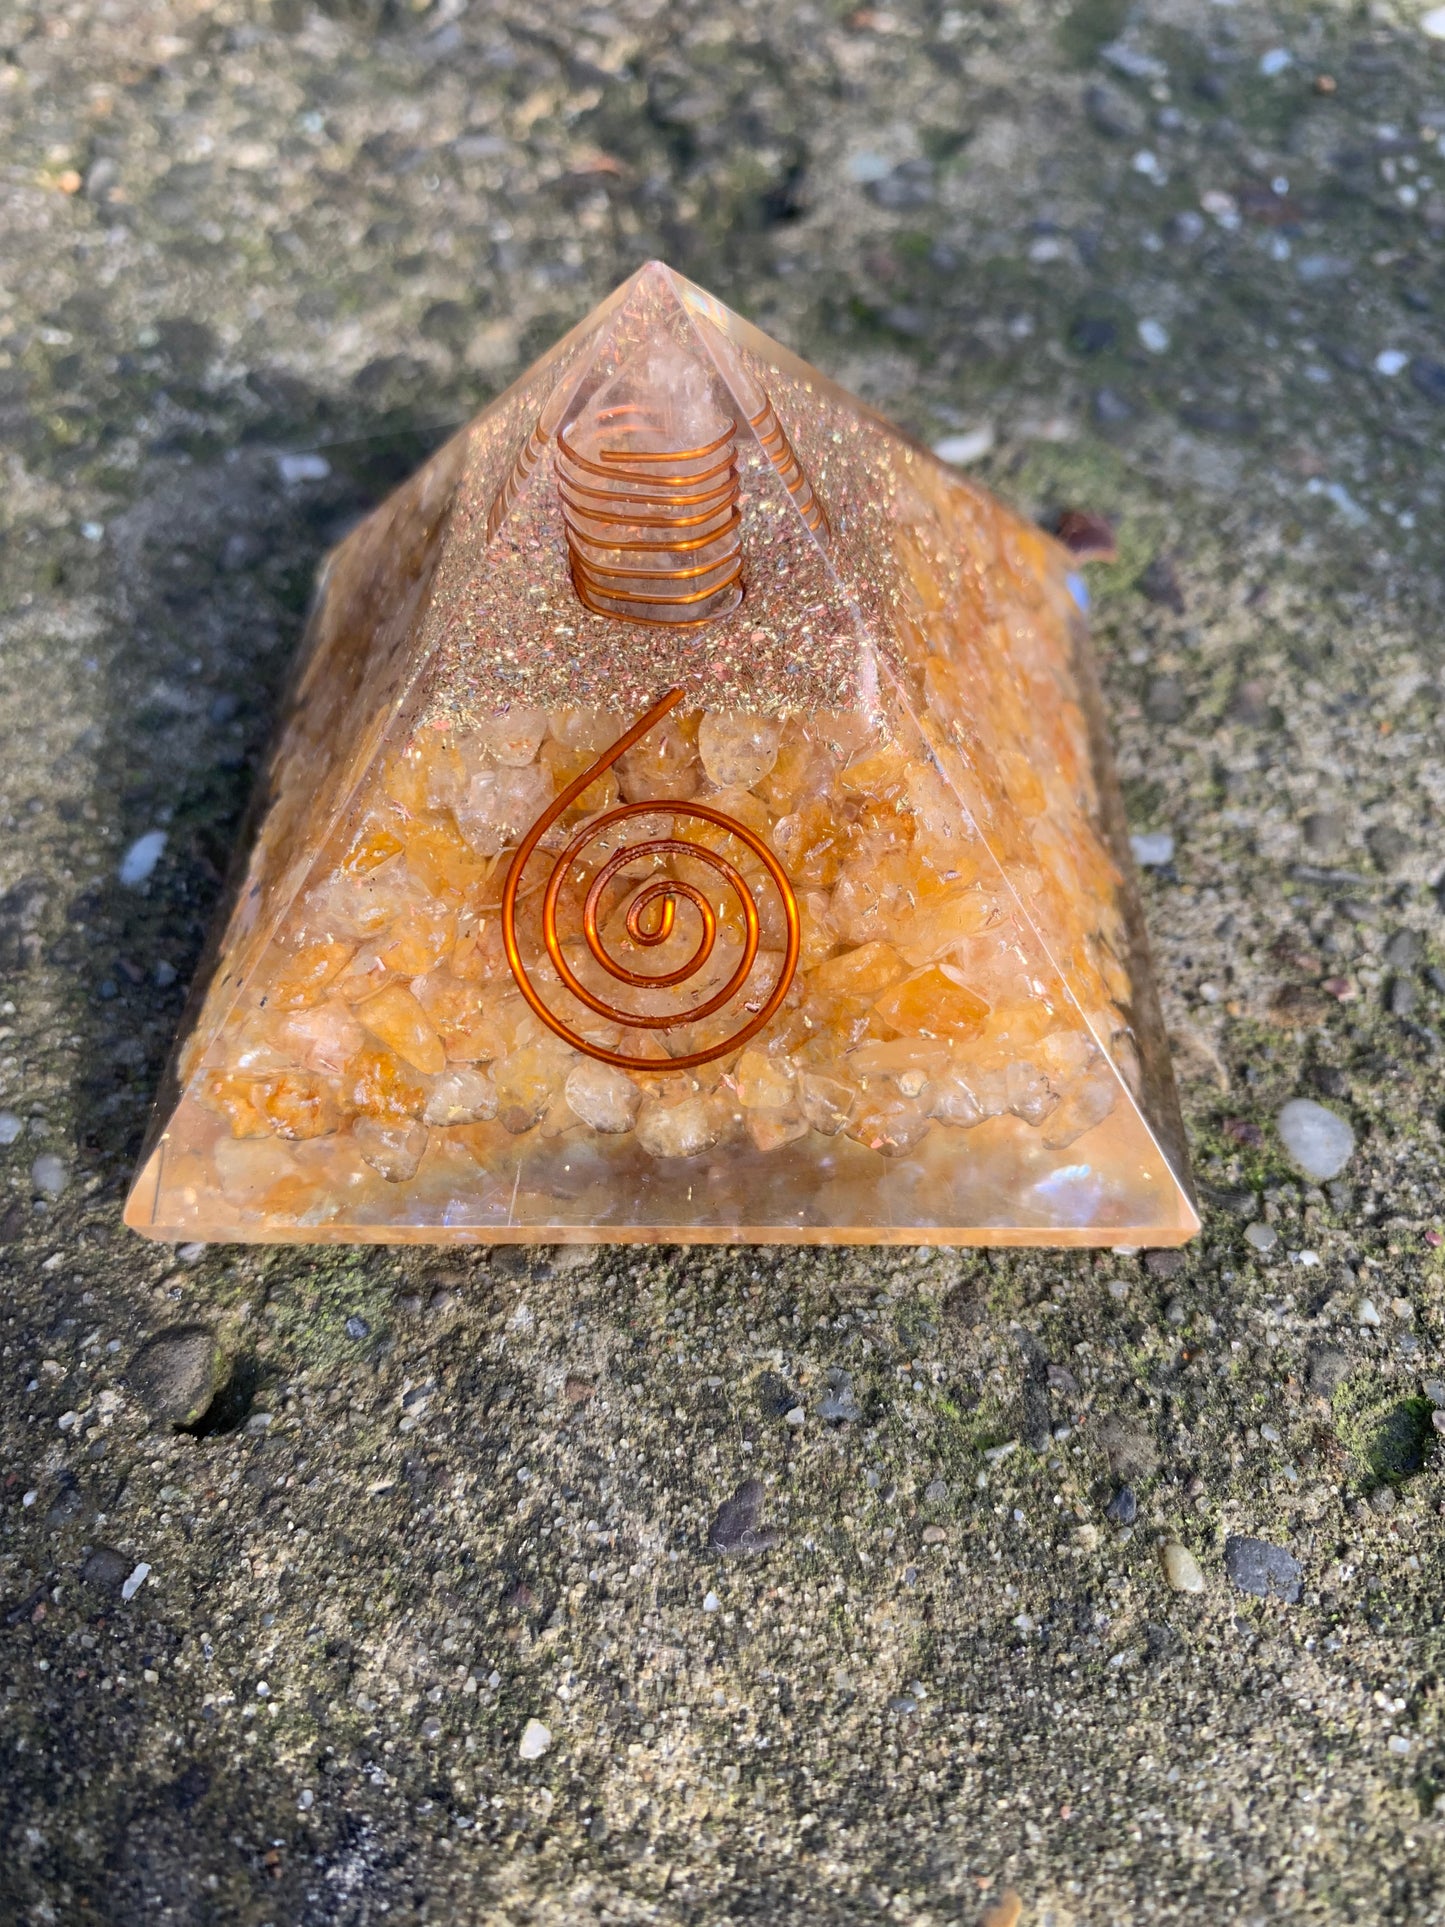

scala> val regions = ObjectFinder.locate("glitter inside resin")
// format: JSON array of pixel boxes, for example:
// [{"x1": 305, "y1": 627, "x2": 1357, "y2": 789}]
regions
[{"x1": 125, "y1": 262, "x2": 1198, "y2": 1246}]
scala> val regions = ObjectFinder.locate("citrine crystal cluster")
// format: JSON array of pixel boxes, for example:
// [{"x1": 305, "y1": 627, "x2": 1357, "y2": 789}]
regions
[{"x1": 126, "y1": 263, "x2": 1196, "y2": 1244}]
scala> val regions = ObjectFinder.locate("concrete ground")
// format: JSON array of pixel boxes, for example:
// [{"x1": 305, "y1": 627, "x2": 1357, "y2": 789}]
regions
[{"x1": 1, "y1": 0, "x2": 1444, "y2": 1920}]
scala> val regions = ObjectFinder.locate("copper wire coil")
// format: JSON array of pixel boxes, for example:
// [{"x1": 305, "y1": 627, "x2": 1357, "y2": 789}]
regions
[
  {"x1": 500, "y1": 690, "x2": 801, "y2": 1073},
  {"x1": 748, "y1": 397, "x2": 828, "y2": 540},
  {"x1": 484, "y1": 419, "x2": 549, "y2": 544},
  {"x1": 556, "y1": 407, "x2": 744, "y2": 626}
]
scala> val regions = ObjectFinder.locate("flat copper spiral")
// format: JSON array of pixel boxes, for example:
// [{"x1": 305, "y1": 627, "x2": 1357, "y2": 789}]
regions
[
  {"x1": 500, "y1": 690, "x2": 800, "y2": 1072},
  {"x1": 556, "y1": 404, "x2": 744, "y2": 627}
]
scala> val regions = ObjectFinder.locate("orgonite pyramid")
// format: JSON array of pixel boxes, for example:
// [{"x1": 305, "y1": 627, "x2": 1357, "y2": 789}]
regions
[{"x1": 126, "y1": 262, "x2": 1198, "y2": 1246}]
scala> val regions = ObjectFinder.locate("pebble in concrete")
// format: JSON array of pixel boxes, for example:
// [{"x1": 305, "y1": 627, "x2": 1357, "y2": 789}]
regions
[
  {"x1": 31, "y1": 1154, "x2": 69, "y2": 1198},
  {"x1": 1160, "y1": 1542, "x2": 1206, "y2": 1592},
  {"x1": 1223, "y1": 1535, "x2": 1303, "y2": 1604},
  {"x1": 708, "y1": 1478, "x2": 779, "y2": 1555},
  {"x1": 518, "y1": 1719, "x2": 553, "y2": 1761},
  {"x1": 1276, "y1": 1098, "x2": 1355, "y2": 1181},
  {"x1": 82, "y1": 1546, "x2": 132, "y2": 1592},
  {"x1": 1105, "y1": 1485, "x2": 1138, "y2": 1527},
  {"x1": 125, "y1": 1327, "x2": 216, "y2": 1425}
]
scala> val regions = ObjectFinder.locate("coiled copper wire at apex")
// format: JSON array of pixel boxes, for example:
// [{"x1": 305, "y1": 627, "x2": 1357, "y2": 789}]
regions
[
  {"x1": 748, "y1": 396, "x2": 828, "y2": 542},
  {"x1": 555, "y1": 403, "x2": 744, "y2": 626},
  {"x1": 500, "y1": 690, "x2": 800, "y2": 1073}
]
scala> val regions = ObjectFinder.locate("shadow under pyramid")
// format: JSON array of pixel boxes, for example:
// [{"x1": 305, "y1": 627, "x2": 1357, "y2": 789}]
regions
[{"x1": 125, "y1": 261, "x2": 1198, "y2": 1246}]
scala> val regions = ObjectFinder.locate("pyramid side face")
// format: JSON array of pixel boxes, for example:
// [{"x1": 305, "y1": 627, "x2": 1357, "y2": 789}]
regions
[
  {"x1": 136, "y1": 290, "x2": 651, "y2": 1154},
  {"x1": 154, "y1": 432, "x2": 468, "y2": 1120},
  {"x1": 128, "y1": 264, "x2": 1194, "y2": 1244},
  {"x1": 128, "y1": 663, "x2": 1193, "y2": 1245},
  {"x1": 669, "y1": 276, "x2": 1190, "y2": 1204},
  {"x1": 855, "y1": 446, "x2": 1187, "y2": 1161}
]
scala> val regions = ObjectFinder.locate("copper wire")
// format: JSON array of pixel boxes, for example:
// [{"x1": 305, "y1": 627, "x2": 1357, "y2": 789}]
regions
[
  {"x1": 556, "y1": 405, "x2": 743, "y2": 626},
  {"x1": 500, "y1": 690, "x2": 801, "y2": 1072},
  {"x1": 748, "y1": 396, "x2": 829, "y2": 541},
  {"x1": 484, "y1": 419, "x2": 549, "y2": 544}
]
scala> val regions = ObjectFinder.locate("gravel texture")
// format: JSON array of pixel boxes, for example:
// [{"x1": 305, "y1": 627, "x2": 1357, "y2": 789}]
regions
[{"x1": 2, "y1": 1, "x2": 1445, "y2": 1922}]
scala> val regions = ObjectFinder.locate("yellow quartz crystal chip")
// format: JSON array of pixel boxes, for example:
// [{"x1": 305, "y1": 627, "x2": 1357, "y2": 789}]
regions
[{"x1": 125, "y1": 262, "x2": 1198, "y2": 1246}]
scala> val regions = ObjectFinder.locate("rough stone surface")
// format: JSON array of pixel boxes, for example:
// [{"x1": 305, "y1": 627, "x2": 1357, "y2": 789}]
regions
[
  {"x1": 80, "y1": 1545, "x2": 132, "y2": 1593},
  {"x1": 1, "y1": 2, "x2": 1444, "y2": 1922},
  {"x1": 1224, "y1": 1534, "x2": 1305, "y2": 1605},
  {"x1": 1307, "y1": 1345, "x2": 1351, "y2": 1399},
  {"x1": 122, "y1": 1325, "x2": 216, "y2": 1424},
  {"x1": 1105, "y1": 1483, "x2": 1138, "y2": 1527},
  {"x1": 706, "y1": 1476, "x2": 779, "y2": 1556},
  {"x1": 1094, "y1": 1413, "x2": 1160, "y2": 1482}
]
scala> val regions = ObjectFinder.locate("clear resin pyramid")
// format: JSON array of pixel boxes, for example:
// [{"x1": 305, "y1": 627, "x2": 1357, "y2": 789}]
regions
[{"x1": 125, "y1": 263, "x2": 1197, "y2": 1247}]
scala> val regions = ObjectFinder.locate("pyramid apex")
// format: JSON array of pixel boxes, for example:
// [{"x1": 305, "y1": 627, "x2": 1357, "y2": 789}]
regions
[{"x1": 621, "y1": 256, "x2": 690, "y2": 294}]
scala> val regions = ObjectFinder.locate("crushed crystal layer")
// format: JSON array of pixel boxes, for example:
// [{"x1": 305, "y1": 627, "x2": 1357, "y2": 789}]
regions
[{"x1": 126, "y1": 263, "x2": 1196, "y2": 1245}]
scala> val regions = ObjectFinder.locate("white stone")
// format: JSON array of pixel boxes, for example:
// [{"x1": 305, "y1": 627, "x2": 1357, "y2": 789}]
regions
[
  {"x1": 455, "y1": 763, "x2": 553, "y2": 856},
  {"x1": 698, "y1": 712, "x2": 780, "y2": 789},
  {"x1": 1425, "y1": 7, "x2": 1445, "y2": 39},
  {"x1": 846, "y1": 150, "x2": 892, "y2": 184},
  {"x1": 932, "y1": 425, "x2": 995, "y2": 466},
  {"x1": 283, "y1": 1000, "x2": 364, "y2": 1075},
  {"x1": 634, "y1": 1095, "x2": 718, "y2": 1160},
  {"x1": 1357, "y1": 1298, "x2": 1381, "y2": 1328},
  {"x1": 703, "y1": 1591, "x2": 720, "y2": 1612},
  {"x1": 276, "y1": 452, "x2": 331, "y2": 484},
  {"x1": 31, "y1": 1154, "x2": 68, "y2": 1198},
  {"x1": 0, "y1": 1112, "x2": 21, "y2": 1146},
  {"x1": 121, "y1": 1562, "x2": 150, "y2": 1602},
  {"x1": 1160, "y1": 1542, "x2": 1206, "y2": 1593},
  {"x1": 799, "y1": 1070, "x2": 857, "y2": 1135},
  {"x1": 564, "y1": 1060, "x2": 640, "y2": 1133},
  {"x1": 352, "y1": 1116, "x2": 428, "y2": 1183},
  {"x1": 423, "y1": 1067, "x2": 498, "y2": 1126},
  {"x1": 1131, "y1": 830, "x2": 1175, "y2": 866},
  {"x1": 1374, "y1": 349, "x2": 1409, "y2": 377},
  {"x1": 119, "y1": 830, "x2": 167, "y2": 887},
  {"x1": 1276, "y1": 1098, "x2": 1354, "y2": 1180},
  {"x1": 1258, "y1": 47, "x2": 1293, "y2": 76},
  {"x1": 1100, "y1": 39, "x2": 1166, "y2": 82},
  {"x1": 1137, "y1": 318, "x2": 1170, "y2": 354},
  {"x1": 477, "y1": 707, "x2": 548, "y2": 768},
  {"x1": 1245, "y1": 1222, "x2": 1278, "y2": 1253},
  {"x1": 518, "y1": 1718, "x2": 553, "y2": 1761}
]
